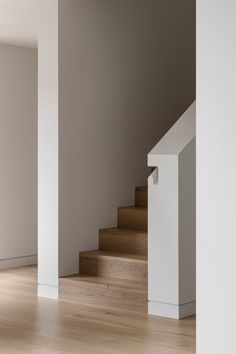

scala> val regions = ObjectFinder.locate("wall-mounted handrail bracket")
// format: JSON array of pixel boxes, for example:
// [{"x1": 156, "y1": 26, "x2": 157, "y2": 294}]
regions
[{"x1": 150, "y1": 167, "x2": 158, "y2": 185}]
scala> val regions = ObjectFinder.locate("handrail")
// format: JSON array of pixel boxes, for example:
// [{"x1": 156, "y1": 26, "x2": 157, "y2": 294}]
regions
[{"x1": 148, "y1": 101, "x2": 196, "y2": 164}]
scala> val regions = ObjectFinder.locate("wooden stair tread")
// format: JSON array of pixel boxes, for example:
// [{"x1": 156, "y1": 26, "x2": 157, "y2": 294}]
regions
[
  {"x1": 118, "y1": 206, "x2": 147, "y2": 231},
  {"x1": 99, "y1": 228, "x2": 147, "y2": 256},
  {"x1": 80, "y1": 250, "x2": 147, "y2": 281},
  {"x1": 118, "y1": 206, "x2": 147, "y2": 211},
  {"x1": 135, "y1": 186, "x2": 147, "y2": 208},
  {"x1": 60, "y1": 274, "x2": 148, "y2": 312},
  {"x1": 100, "y1": 227, "x2": 147, "y2": 236},
  {"x1": 63, "y1": 275, "x2": 147, "y2": 292},
  {"x1": 80, "y1": 250, "x2": 147, "y2": 264},
  {"x1": 135, "y1": 186, "x2": 147, "y2": 191}
]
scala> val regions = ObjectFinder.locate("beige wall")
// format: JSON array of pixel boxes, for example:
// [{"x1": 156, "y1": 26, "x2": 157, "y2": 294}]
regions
[
  {"x1": 0, "y1": 44, "x2": 37, "y2": 267},
  {"x1": 58, "y1": 0, "x2": 196, "y2": 276}
]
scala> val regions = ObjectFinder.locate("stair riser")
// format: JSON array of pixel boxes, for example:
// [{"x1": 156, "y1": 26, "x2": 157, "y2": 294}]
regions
[
  {"x1": 80, "y1": 256, "x2": 147, "y2": 282},
  {"x1": 60, "y1": 281, "x2": 147, "y2": 311},
  {"x1": 118, "y1": 209, "x2": 147, "y2": 230},
  {"x1": 99, "y1": 233, "x2": 147, "y2": 256},
  {"x1": 135, "y1": 189, "x2": 147, "y2": 208}
]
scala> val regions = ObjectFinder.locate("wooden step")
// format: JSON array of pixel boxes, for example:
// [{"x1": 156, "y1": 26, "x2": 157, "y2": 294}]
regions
[
  {"x1": 118, "y1": 207, "x2": 147, "y2": 231},
  {"x1": 99, "y1": 228, "x2": 147, "y2": 256},
  {"x1": 79, "y1": 250, "x2": 147, "y2": 282},
  {"x1": 60, "y1": 275, "x2": 147, "y2": 312},
  {"x1": 135, "y1": 186, "x2": 147, "y2": 208}
]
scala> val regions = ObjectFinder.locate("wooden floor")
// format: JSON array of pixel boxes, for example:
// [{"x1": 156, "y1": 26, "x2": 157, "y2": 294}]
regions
[{"x1": 0, "y1": 266, "x2": 196, "y2": 354}]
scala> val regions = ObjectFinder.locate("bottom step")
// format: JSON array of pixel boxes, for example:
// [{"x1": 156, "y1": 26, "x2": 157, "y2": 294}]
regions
[
  {"x1": 60, "y1": 275, "x2": 147, "y2": 312},
  {"x1": 79, "y1": 250, "x2": 147, "y2": 282}
]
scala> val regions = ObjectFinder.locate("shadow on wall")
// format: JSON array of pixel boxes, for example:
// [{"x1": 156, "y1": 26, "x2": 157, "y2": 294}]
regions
[
  {"x1": 0, "y1": 43, "x2": 37, "y2": 270},
  {"x1": 37, "y1": 0, "x2": 196, "y2": 276}
]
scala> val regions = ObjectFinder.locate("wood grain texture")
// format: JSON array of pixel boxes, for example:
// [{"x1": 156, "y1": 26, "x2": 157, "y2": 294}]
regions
[
  {"x1": 76, "y1": 186, "x2": 148, "y2": 310},
  {"x1": 135, "y1": 186, "x2": 147, "y2": 208},
  {"x1": 0, "y1": 266, "x2": 195, "y2": 354},
  {"x1": 79, "y1": 250, "x2": 147, "y2": 281},
  {"x1": 118, "y1": 207, "x2": 147, "y2": 230},
  {"x1": 60, "y1": 274, "x2": 147, "y2": 312},
  {"x1": 99, "y1": 228, "x2": 147, "y2": 255}
]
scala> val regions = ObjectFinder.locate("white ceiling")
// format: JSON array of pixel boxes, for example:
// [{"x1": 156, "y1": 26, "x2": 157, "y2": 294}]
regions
[{"x1": 0, "y1": 0, "x2": 38, "y2": 48}]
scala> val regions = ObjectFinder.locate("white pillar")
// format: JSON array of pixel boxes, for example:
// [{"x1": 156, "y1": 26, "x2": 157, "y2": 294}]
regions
[
  {"x1": 38, "y1": 0, "x2": 59, "y2": 299},
  {"x1": 197, "y1": 0, "x2": 236, "y2": 352}
]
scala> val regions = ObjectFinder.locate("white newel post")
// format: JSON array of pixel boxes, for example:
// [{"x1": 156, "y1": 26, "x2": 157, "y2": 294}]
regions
[{"x1": 148, "y1": 103, "x2": 196, "y2": 319}]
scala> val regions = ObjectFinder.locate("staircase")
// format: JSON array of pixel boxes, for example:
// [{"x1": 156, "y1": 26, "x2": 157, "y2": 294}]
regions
[{"x1": 60, "y1": 186, "x2": 148, "y2": 313}]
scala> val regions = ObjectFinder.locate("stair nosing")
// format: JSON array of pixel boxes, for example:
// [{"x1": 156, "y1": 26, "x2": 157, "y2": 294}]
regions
[
  {"x1": 99, "y1": 227, "x2": 147, "y2": 236},
  {"x1": 80, "y1": 251, "x2": 147, "y2": 264},
  {"x1": 136, "y1": 186, "x2": 147, "y2": 191},
  {"x1": 118, "y1": 206, "x2": 147, "y2": 211},
  {"x1": 61, "y1": 275, "x2": 147, "y2": 292}
]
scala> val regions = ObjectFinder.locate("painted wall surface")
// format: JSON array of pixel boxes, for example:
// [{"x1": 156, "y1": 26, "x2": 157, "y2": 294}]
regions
[
  {"x1": 58, "y1": 0, "x2": 196, "y2": 276},
  {"x1": 197, "y1": 0, "x2": 236, "y2": 353},
  {"x1": 38, "y1": 0, "x2": 59, "y2": 299},
  {"x1": 0, "y1": 43, "x2": 37, "y2": 267}
]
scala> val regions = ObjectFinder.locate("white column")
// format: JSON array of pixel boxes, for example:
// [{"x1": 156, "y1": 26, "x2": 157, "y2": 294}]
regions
[
  {"x1": 197, "y1": 0, "x2": 236, "y2": 353},
  {"x1": 38, "y1": 0, "x2": 59, "y2": 299}
]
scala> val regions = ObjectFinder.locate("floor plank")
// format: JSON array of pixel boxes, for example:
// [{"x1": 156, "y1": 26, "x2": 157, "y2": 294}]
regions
[{"x1": 0, "y1": 266, "x2": 195, "y2": 354}]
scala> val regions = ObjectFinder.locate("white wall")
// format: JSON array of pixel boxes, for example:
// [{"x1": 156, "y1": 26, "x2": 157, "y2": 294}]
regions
[
  {"x1": 197, "y1": 0, "x2": 236, "y2": 353},
  {"x1": 0, "y1": 43, "x2": 37, "y2": 269},
  {"x1": 58, "y1": 0, "x2": 196, "y2": 276},
  {"x1": 38, "y1": 0, "x2": 59, "y2": 299}
]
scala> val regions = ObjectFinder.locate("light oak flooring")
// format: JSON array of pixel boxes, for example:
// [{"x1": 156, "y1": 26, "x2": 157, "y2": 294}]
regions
[{"x1": 0, "y1": 266, "x2": 196, "y2": 354}]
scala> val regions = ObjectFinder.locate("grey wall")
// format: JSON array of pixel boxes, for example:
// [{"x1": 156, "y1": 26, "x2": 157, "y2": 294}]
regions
[
  {"x1": 0, "y1": 44, "x2": 37, "y2": 268},
  {"x1": 58, "y1": 0, "x2": 196, "y2": 276}
]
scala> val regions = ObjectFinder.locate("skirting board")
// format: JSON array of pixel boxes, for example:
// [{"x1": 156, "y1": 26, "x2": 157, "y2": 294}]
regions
[
  {"x1": 148, "y1": 300, "x2": 196, "y2": 319},
  {"x1": 38, "y1": 284, "x2": 58, "y2": 300},
  {"x1": 0, "y1": 255, "x2": 37, "y2": 270}
]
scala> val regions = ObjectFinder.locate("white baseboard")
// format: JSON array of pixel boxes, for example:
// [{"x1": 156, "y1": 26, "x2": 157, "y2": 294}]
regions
[
  {"x1": 148, "y1": 300, "x2": 196, "y2": 319},
  {"x1": 38, "y1": 284, "x2": 58, "y2": 300},
  {"x1": 0, "y1": 255, "x2": 37, "y2": 270}
]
